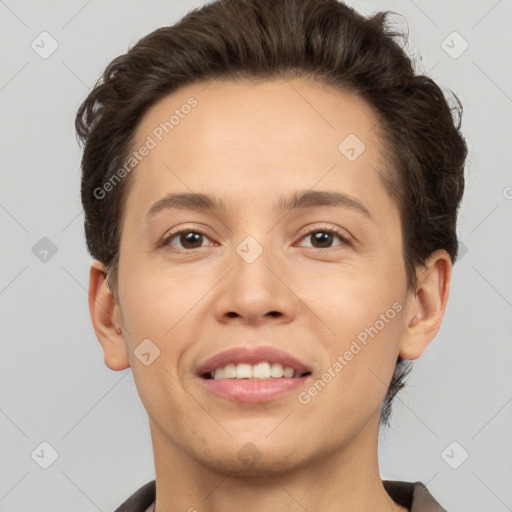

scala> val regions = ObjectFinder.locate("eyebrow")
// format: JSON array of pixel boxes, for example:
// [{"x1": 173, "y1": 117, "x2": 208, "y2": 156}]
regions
[
  {"x1": 277, "y1": 190, "x2": 372, "y2": 218},
  {"x1": 146, "y1": 192, "x2": 227, "y2": 221},
  {"x1": 145, "y1": 190, "x2": 372, "y2": 221}
]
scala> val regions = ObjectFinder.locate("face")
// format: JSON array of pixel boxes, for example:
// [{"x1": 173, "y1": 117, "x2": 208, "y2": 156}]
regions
[{"x1": 112, "y1": 78, "x2": 414, "y2": 474}]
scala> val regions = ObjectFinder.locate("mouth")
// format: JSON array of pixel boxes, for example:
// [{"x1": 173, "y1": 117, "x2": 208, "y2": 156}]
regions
[
  {"x1": 201, "y1": 362, "x2": 311, "y2": 380},
  {"x1": 195, "y1": 345, "x2": 313, "y2": 402}
]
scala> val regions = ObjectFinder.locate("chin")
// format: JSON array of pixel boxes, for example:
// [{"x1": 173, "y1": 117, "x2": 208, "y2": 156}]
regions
[{"x1": 197, "y1": 448, "x2": 305, "y2": 476}]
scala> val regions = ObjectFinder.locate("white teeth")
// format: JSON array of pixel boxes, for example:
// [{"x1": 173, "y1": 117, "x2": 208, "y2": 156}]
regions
[
  {"x1": 235, "y1": 363, "x2": 253, "y2": 379},
  {"x1": 252, "y1": 362, "x2": 271, "y2": 379},
  {"x1": 211, "y1": 361, "x2": 302, "y2": 380},
  {"x1": 270, "y1": 363, "x2": 284, "y2": 378},
  {"x1": 283, "y1": 366, "x2": 295, "y2": 378},
  {"x1": 224, "y1": 363, "x2": 236, "y2": 378}
]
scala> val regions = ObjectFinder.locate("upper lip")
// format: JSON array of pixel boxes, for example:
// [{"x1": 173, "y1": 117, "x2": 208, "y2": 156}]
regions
[{"x1": 196, "y1": 346, "x2": 312, "y2": 377}]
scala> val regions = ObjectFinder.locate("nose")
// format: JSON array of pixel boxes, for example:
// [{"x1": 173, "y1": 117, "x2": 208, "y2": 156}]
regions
[{"x1": 212, "y1": 239, "x2": 300, "y2": 326}]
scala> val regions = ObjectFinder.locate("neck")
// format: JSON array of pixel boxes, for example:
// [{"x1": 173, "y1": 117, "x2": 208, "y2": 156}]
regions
[{"x1": 150, "y1": 413, "x2": 406, "y2": 512}]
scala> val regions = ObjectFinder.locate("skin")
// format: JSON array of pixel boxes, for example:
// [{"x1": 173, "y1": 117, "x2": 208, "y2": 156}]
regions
[{"x1": 89, "y1": 78, "x2": 451, "y2": 512}]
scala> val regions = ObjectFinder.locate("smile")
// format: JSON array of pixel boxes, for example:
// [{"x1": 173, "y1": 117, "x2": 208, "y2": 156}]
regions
[
  {"x1": 206, "y1": 362, "x2": 311, "y2": 380},
  {"x1": 196, "y1": 345, "x2": 314, "y2": 402}
]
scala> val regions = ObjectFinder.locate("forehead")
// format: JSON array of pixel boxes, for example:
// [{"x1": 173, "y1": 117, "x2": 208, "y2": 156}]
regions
[
  {"x1": 127, "y1": 77, "x2": 393, "y2": 217},
  {"x1": 133, "y1": 77, "x2": 383, "y2": 153}
]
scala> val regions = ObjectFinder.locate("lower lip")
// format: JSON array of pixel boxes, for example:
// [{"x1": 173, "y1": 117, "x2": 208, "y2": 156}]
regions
[{"x1": 199, "y1": 376, "x2": 310, "y2": 402}]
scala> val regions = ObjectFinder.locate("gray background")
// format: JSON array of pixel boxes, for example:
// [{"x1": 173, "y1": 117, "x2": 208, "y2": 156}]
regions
[{"x1": 1, "y1": 0, "x2": 511, "y2": 510}]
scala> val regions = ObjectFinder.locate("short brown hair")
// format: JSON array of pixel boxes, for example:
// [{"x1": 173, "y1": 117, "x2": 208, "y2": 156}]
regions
[{"x1": 75, "y1": 0, "x2": 467, "y2": 425}]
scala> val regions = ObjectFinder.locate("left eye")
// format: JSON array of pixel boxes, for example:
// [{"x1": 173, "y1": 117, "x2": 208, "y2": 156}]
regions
[{"x1": 297, "y1": 229, "x2": 350, "y2": 249}]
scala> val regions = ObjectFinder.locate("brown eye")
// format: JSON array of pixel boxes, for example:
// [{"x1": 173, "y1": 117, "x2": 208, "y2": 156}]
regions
[
  {"x1": 311, "y1": 231, "x2": 335, "y2": 248},
  {"x1": 297, "y1": 228, "x2": 351, "y2": 249},
  {"x1": 163, "y1": 230, "x2": 212, "y2": 250}
]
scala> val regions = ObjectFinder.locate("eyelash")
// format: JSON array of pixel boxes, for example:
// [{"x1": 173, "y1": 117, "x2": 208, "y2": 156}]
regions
[{"x1": 160, "y1": 224, "x2": 352, "y2": 251}]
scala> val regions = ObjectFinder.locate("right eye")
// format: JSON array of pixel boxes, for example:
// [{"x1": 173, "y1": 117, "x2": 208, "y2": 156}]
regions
[{"x1": 161, "y1": 229, "x2": 216, "y2": 250}]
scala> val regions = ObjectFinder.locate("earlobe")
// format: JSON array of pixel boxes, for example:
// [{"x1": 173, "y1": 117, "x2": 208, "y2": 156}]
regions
[
  {"x1": 88, "y1": 260, "x2": 130, "y2": 371},
  {"x1": 399, "y1": 250, "x2": 452, "y2": 360}
]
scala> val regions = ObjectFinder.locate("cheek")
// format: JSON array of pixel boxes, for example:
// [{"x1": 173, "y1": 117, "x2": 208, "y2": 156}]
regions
[
  {"x1": 318, "y1": 270, "x2": 406, "y2": 401},
  {"x1": 299, "y1": 312, "x2": 405, "y2": 435},
  {"x1": 320, "y1": 257, "x2": 405, "y2": 333},
  {"x1": 118, "y1": 264, "x2": 215, "y2": 390},
  {"x1": 118, "y1": 261, "x2": 198, "y2": 338}
]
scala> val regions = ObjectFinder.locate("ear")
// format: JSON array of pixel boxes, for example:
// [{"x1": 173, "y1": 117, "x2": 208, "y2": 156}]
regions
[
  {"x1": 399, "y1": 249, "x2": 452, "y2": 360},
  {"x1": 88, "y1": 260, "x2": 130, "y2": 371}
]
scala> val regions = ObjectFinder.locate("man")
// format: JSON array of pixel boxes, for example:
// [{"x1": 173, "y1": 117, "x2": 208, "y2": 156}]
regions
[{"x1": 76, "y1": 0, "x2": 467, "y2": 510}]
